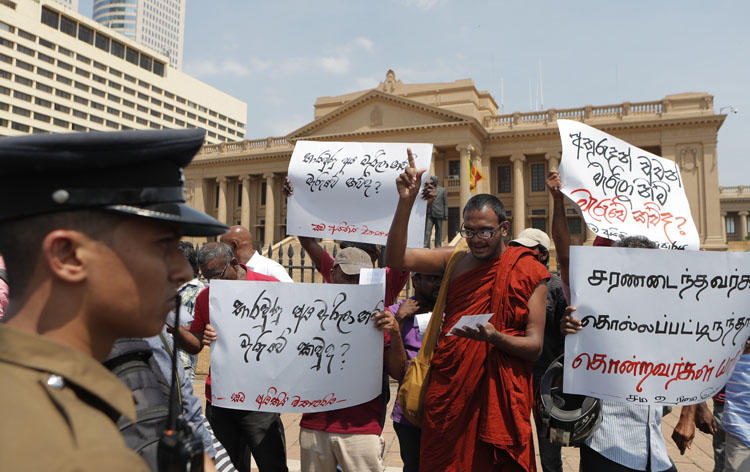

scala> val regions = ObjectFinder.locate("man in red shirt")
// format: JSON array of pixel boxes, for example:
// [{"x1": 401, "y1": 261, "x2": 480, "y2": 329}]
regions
[
  {"x1": 298, "y1": 247, "x2": 406, "y2": 472},
  {"x1": 177, "y1": 242, "x2": 287, "y2": 472}
]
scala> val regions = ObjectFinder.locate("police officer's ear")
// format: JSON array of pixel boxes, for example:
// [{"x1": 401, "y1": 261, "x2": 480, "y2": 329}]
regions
[{"x1": 41, "y1": 230, "x2": 89, "y2": 283}]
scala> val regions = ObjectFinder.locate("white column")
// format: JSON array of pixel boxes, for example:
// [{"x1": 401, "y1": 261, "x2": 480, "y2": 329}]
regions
[
  {"x1": 740, "y1": 211, "x2": 748, "y2": 240},
  {"x1": 240, "y1": 175, "x2": 252, "y2": 229},
  {"x1": 721, "y1": 212, "x2": 727, "y2": 243},
  {"x1": 216, "y1": 176, "x2": 228, "y2": 224},
  {"x1": 510, "y1": 154, "x2": 526, "y2": 237},
  {"x1": 264, "y1": 172, "x2": 276, "y2": 246}
]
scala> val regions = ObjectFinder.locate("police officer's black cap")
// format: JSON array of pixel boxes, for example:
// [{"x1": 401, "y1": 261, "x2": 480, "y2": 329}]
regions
[{"x1": 0, "y1": 128, "x2": 228, "y2": 236}]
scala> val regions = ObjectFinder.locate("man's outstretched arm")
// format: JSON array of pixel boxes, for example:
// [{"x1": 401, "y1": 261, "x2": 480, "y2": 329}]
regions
[
  {"x1": 385, "y1": 148, "x2": 452, "y2": 274},
  {"x1": 548, "y1": 170, "x2": 571, "y2": 286}
]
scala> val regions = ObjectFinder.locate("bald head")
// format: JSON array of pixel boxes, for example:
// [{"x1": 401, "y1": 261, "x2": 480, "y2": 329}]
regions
[{"x1": 220, "y1": 225, "x2": 255, "y2": 264}]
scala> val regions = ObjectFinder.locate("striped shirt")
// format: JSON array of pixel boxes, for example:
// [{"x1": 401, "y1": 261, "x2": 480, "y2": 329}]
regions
[
  {"x1": 585, "y1": 401, "x2": 672, "y2": 471},
  {"x1": 723, "y1": 354, "x2": 750, "y2": 447}
]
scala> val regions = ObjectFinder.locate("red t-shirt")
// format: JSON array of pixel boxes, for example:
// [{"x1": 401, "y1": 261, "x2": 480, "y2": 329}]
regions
[
  {"x1": 319, "y1": 250, "x2": 408, "y2": 307},
  {"x1": 189, "y1": 264, "x2": 278, "y2": 402},
  {"x1": 299, "y1": 330, "x2": 391, "y2": 435}
]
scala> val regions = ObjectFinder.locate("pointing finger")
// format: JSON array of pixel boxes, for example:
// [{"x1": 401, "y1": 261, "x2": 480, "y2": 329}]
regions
[{"x1": 407, "y1": 148, "x2": 415, "y2": 170}]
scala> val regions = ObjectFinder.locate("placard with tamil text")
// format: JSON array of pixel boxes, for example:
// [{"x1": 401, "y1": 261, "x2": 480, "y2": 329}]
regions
[{"x1": 564, "y1": 246, "x2": 750, "y2": 405}]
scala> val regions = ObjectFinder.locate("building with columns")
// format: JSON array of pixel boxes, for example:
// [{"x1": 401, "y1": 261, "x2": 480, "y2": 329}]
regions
[{"x1": 185, "y1": 70, "x2": 728, "y2": 250}]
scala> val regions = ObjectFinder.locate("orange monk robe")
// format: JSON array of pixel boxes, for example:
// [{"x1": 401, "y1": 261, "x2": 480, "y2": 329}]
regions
[{"x1": 420, "y1": 246, "x2": 550, "y2": 472}]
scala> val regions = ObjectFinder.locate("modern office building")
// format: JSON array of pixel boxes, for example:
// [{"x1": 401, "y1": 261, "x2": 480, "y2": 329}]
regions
[
  {"x1": 92, "y1": 0, "x2": 185, "y2": 70},
  {"x1": 52, "y1": 0, "x2": 78, "y2": 11},
  {"x1": 0, "y1": 0, "x2": 245, "y2": 143},
  {"x1": 184, "y1": 70, "x2": 728, "y2": 251}
]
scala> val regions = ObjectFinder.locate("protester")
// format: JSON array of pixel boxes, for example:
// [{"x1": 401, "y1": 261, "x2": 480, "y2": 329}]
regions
[
  {"x1": 0, "y1": 254, "x2": 8, "y2": 318},
  {"x1": 384, "y1": 150, "x2": 549, "y2": 471},
  {"x1": 720, "y1": 351, "x2": 750, "y2": 471},
  {"x1": 509, "y1": 228, "x2": 568, "y2": 472},
  {"x1": 0, "y1": 129, "x2": 227, "y2": 470},
  {"x1": 220, "y1": 225, "x2": 293, "y2": 282},
  {"x1": 714, "y1": 388, "x2": 728, "y2": 472},
  {"x1": 424, "y1": 175, "x2": 447, "y2": 248},
  {"x1": 282, "y1": 177, "x2": 409, "y2": 306},
  {"x1": 175, "y1": 240, "x2": 206, "y2": 383},
  {"x1": 386, "y1": 271, "x2": 442, "y2": 472},
  {"x1": 177, "y1": 242, "x2": 288, "y2": 472},
  {"x1": 298, "y1": 247, "x2": 407, "y2": 472},
  {"x1": 550, "y1": 170, "x2": 678, "y2": 472}
]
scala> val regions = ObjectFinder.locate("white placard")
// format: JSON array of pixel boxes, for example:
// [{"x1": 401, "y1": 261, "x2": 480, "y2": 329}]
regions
[
  {"x1": 415, "y1": 312, "x2": 431, "y2": 335},
  {"x1": 359, "y1": 268, "x2": 386, "y2": 287},
  {"x1": 557, "y1": 120, "x2": 699, "y2": 250},
  {"x1": 564, "y1": 246, "x2": 750, "y2": 405},
  {"x1": 286, "y1": 141, "x2": 432, "y2": 248},
  {"x1": 209, "y1": 280, "x2": 385, "y2": 412},
  {"x1": 447, "y1": 313, "x2": 493, "y2": 335}
]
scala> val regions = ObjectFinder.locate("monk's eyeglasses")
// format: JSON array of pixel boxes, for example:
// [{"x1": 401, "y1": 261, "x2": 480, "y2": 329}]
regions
[{"x1": 460, "y1": 225, "x2": 502, "y2": 240}]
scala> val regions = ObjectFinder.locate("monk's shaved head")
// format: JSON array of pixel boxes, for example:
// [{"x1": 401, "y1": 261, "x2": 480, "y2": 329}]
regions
[{"x1": 220, "y1": 225, "x2": 256, "y2": 264}]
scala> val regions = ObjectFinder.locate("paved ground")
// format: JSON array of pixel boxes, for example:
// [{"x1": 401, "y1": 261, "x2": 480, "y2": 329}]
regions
[{"x1": 194, "y1": 365, "x2": 718, "y2": 471}]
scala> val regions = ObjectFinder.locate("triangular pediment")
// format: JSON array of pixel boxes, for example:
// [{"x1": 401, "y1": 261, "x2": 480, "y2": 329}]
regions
[{"x1": 287, "y1": 90, "x2": 475, "y2": 140}]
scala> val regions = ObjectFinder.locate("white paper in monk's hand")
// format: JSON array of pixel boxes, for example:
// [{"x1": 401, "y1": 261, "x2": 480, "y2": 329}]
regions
[
  {"x1": 209, "y1": 280, "x2": 385, "y2": 413},
  {"x1": 557, "y1": 120, "x2": 699, "y2": 250},
  {"x1": 415, "y1": 312, "x2": 431, "y2": 335},
  {"x1": 286, "y1": 141, "x2": 432, "y2": 248},
  {"x1": 447, "y1": 313, "x2": 493, "y2": 335}
]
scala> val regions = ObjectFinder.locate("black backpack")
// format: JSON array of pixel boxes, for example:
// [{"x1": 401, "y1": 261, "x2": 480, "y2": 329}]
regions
[{"x1": 104, "y1": 338, "x2": 174, "y2": 471}]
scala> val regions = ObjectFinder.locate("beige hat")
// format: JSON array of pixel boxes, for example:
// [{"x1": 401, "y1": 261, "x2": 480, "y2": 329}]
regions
[
  {"x1": 511, "y1": 228, "x2": 550, "y2": 251},
  {"x1": 333, "y1": 247, "x2": 374, "y2": 275}
]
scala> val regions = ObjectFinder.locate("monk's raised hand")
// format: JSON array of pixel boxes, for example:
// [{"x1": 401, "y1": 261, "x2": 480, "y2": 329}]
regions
[{"x1": 396, "y1": 148, "x2": 426, "y2": 200}]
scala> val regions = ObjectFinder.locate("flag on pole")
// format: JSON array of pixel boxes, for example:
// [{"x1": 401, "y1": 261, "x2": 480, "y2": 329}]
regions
[{"x1": 468, "y1": 157, "x2": 484, "y2": 192}]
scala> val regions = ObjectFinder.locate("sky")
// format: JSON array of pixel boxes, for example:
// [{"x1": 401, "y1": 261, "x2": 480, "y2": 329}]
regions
[{"x1": 79, "y1": 0, "x2": 750, "y2": 185}]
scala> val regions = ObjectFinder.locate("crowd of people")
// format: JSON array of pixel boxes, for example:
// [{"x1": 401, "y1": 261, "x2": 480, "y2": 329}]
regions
[{"x1": 1, "y1": 129, "x2": 749, "y2": 472}]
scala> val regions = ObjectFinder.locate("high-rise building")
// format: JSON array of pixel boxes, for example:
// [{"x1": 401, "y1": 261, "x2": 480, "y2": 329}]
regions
[
  {"x1": 0, "y1": 0, "x2": 245, "y2": 143},
  {"x1": 92, "y1": 0, "x2": 185, "y2": 70},
  {"x1": 52, "y1": 0, "x2": 79, "y2": 12}
]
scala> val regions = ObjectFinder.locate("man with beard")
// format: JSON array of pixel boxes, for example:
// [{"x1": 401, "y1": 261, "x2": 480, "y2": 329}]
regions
[{"x1": 385, "y1": 150, "x2": 549, "y2": 471}]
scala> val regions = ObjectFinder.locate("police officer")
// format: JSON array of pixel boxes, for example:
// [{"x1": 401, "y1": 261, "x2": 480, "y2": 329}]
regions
[{"x1": 0, "y1": 129, "x2": 228, "y2": 470}]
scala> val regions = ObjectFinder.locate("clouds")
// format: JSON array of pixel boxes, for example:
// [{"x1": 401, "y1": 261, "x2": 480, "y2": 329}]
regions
[
  {"x1": 186, "y1": 37, "x2": 374, "y2": 79},
  {"x1": 397, "y1": 0, "x2": 441, "y2": 10}
]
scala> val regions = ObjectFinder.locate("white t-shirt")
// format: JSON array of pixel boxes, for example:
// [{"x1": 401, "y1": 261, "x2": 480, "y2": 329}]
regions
[{"x1": 246, "y1": 251, "x2": 293, "y2": 282}]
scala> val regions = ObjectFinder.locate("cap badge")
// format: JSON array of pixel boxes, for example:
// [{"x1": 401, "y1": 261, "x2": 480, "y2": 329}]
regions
[{"x1": 51, "y1": 189, "x2": 70, "y2": 204}]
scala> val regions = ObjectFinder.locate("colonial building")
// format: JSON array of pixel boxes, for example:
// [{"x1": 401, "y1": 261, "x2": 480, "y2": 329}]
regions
[{"x1": 185, "y1": 70, "x2": 727, "y2": 250}]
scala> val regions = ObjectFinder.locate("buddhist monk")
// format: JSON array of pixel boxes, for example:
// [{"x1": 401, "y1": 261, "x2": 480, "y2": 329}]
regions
[{"x1": 385, "y1": 150, "x2": 549, "y2": 471}]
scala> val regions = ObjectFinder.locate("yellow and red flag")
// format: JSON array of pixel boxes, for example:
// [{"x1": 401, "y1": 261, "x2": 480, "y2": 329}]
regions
[{"x1": 468, "y1": 157, "x2": 484, "y2": 192}]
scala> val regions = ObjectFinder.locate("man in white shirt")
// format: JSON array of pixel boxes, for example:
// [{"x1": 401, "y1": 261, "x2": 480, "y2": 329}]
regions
[{"x1": 220, "y1": 225, "x2": 293, "y2": 282}]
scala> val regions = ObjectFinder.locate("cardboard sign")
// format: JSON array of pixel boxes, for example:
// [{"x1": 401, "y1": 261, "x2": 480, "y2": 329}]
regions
[
  {"x1": 209, "y1": 280, "x2": 385, "y2": 412},
  {"x1": 557, "y1": 120, "x2": 699, "y2": 250},
  {"x1": 564, "y1": 246, "x2": 750, "y2": 405},
  {"x1": 286, "y1": 141, "x2": 432, "y2": 247}
]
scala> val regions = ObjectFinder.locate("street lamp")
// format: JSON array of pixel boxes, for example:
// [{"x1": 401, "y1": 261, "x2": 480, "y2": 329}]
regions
[{"x1": 720, "y1": 105, "x2": 739, "y2": 115}]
